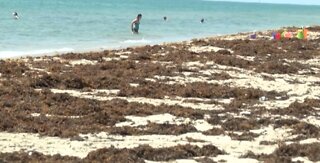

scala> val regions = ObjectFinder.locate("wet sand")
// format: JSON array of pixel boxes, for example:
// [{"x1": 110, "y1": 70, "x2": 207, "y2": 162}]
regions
[{"x1": 0, "y1": 26, "x2": 320, "y2": 162}]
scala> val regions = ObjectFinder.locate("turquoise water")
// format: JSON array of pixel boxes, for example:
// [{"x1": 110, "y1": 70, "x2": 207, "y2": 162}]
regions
[{"x1": 1, "y1": 0, "x2": 320, "y2": 57}]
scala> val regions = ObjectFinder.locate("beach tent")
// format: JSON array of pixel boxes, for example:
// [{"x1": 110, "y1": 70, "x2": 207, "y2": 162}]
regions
[{"x1": 296, "y1": 30, "x2": 304, "y2": 39}]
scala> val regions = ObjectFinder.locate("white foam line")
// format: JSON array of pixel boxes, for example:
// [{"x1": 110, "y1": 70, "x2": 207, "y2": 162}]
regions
[
  {"x1": 0, "y1": 48, "x2": 74, "y2": 59},
  {"x1": 0, "y1": 126, "x2": 317, "y2": 159},
  {"x1": 50, "y1": 89, "x2": 224, "y2": 111}
]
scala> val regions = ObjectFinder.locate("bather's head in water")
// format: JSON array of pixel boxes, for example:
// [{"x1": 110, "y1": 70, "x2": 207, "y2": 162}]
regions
[{"x1": 13, "y1": 12, "x2": 19, "y2": 19}]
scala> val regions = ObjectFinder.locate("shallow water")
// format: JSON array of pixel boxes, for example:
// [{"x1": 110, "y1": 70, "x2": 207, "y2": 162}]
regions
[{"x1": 0, "y1": 0, "x2": 320, "y2": 57}]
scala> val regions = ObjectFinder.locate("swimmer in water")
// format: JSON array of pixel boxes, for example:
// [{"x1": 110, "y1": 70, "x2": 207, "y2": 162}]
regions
[
  {"x1": 163, "y1": 16, "x2": 167, "y2": 21},
  {"x1": 131, "y1": 14, "x2": 142, "y2": 34},
  {"x1": 200, "y1": 18, "x2": 204, "y2": 23},
  {"x1": 13, "y1": 12, "x2": 19, "y2": 19}
]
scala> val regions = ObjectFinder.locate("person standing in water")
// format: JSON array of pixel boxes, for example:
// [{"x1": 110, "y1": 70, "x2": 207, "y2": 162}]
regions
[{"x1": 131, "y1": 14, "x2": 142, "y2": 34}]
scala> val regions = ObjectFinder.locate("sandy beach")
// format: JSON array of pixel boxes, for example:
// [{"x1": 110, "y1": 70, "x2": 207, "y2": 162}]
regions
[{"x1": 0, "y1": 26, "x2": 320, "y2": 162}]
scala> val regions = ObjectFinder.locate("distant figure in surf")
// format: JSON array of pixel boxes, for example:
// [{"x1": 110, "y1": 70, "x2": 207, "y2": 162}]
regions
[
  {"x1": 163, "y1": 16, "x2": 167, "y2": 21},
  {"x1": 13, "y1": 12, "x2": 19, "y2": 19},
  {"x1": 131, "y1": 14, "x2": 142, "y2": 34},
  {"x1": 200, "y1": 18, "x2": 205, "y2": 23}
]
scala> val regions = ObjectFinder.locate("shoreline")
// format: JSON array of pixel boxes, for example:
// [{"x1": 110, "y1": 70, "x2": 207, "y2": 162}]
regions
[
  {"x1": 4, "y1": 25, "x2": 316, "y2": 61},
  {"x1": 0, "y1": 28, "x2": 271, "y2": 60}
]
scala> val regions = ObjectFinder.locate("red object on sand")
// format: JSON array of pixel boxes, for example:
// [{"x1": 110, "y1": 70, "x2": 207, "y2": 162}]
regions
[{"x1": 275, "y1": 33, "x2": 281, "y2": 40}]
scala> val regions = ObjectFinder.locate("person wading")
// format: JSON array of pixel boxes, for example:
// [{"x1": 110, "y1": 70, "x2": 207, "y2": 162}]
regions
[{"x1": 131, "y1": 14, "x2": 142, "y2": 34}]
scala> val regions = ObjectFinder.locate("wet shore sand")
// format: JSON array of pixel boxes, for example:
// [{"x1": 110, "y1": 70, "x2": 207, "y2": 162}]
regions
[{"x1": 0, "y1": 26, "x2": 320, "y2": 163}]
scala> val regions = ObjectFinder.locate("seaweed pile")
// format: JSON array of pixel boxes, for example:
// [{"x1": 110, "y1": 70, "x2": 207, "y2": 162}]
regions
[{"x1": 0, "y1": 27, "x2": 319, "y2": 162}]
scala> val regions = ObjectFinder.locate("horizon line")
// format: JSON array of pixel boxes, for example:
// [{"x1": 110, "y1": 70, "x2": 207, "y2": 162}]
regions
[{"x1": 203, "y1": 0, "x2": 320, "y2": 6}]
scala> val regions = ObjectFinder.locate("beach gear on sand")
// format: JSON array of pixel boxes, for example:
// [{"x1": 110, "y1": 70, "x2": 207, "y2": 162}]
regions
[
  {"x1": 303, "y1": 29, "x2": 308, "y2": 39},
  {"x1": 281, "y1": 31, "x2": 285, "y2": 38},
  {"x1": 282, "y1": 31, "x2": 293, "y2": 39},
  {"x1": 275, "y1": 32, "x2": 281, "y2": 40},
  {"x1": 250, "y1": 33, "x2": 256, "y2": 39},
  {"x1": 285, "y1": 32, "x2": 293, "y2": 38},
  {"x1": 296, "y1": 28, "x2": 308, "y2": 40},
  {"x1": 296, "y1": 29, "x2": 304, "y2": 39},
  {"x1": 272, "y1": 32, "x2": 281, "y2": 40},
  {"x1": 272, "y1": 32, "x2": 276, "y2": 39}
]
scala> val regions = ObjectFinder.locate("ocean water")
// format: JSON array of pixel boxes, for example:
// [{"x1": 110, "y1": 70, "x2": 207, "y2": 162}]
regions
[{"x1": 1, "y1": 0, "x2": 320, "y2": 58}]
